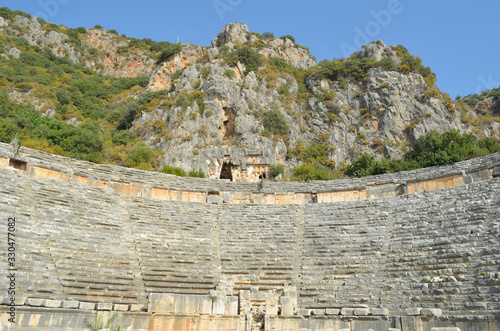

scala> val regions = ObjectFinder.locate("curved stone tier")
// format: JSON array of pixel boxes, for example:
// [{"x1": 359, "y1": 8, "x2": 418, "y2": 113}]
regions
[
  {"x1": 0, "y1": 143, "x2": 499, "y2": 330},
  {"x1": 0, "y1": 142, "x2": 499, "y2": 205}
]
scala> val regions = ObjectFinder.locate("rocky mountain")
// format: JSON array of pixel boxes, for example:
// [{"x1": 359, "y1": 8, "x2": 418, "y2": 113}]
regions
[{"x1": 0, "y1": 9, "x2": 498, "y2": 180}]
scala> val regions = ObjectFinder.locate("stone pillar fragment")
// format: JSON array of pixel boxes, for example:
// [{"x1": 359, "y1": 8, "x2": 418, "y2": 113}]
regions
[{"x1": 280, "y1": 296, "x2": 293, "y2": 316}]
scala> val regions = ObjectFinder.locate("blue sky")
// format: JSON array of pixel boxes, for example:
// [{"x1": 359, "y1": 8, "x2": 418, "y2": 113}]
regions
[{"x1": 2, "y1": 0, "x2": 499, "y2": 98}]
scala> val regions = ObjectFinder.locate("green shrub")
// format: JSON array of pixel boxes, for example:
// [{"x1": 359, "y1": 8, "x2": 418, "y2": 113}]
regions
[
  {"x1": 269, "y1": 57, "x2": 289, "y2": 69},
  {"x1": 111, "y1": 130, "x2": 137, "y2": 146},
  {"x1": 150, "y1": 41, "x2": 175, "y2": 52},
  {"x1": 279, "y1": 35, "x2": 295, "y2": 43},
  {"x1": 0, "y1": 7, "x2": 14, "y2": 19},
  {"x1": 289, "y1": 141, "x2": 335, "y2": 168},
  {"x1": 111, "y1": 76, "x2": 149, "y2": 90},
  {"x1": 338, "y1": 77, "x2": 348, "y2": 89},
  {"x1": 391, "y1": 44, "x2": 435, "y2": 86},
  {"x1": 262, "y1": 110, "x2": 289, "y2": 136},
  {"x1": 269, "y1": 164, "x2": 285, "y2": 179},
  {"x1": 62, "y1": 123, "x2": 104, "y2": 162},
  {"x1": 124, "y1": 141, "x2": 153, "y2": 169},
  {"x1": 247, "y1": 32, "x2": 262, "y2": 39},
  {"x1": 171, "y1": 68, "x2": 185, "y2": 82},
  {"x1": 66, "y1": 27, "x2": 87, "y2": 47},
  {"x1": 160, "y1": 165, "x2": 187, "y2": 177},
  {"x1": 261, "y1": 32, "x2": 275, "y2": 39},
  {"x1": 0, "y1": 8, "x2": 31, "y2": 19},
  {"x1": 157, "y1": 44, "x2": 182, "y2": 64},
  {"x1": 13, "y1": 10, "x2": 31, "y2": 18},
  {"x1": 462, "y1": 87, "x2": 500, "y2": 107},
  {"x1": 291, "y1": 163, "x2": 337, "y2": 181},
  {"x1": 345, "y1": 153, "x2": 419, "y2": 178},
  {"x1": 314, "y1": 57, "x2": 376, "y2": 82},
  {"x1": 224, "y1": 70, "x2": 235, "y2": 78},
  {"x1": 405, "y1": 129, "x2": 499, "y2": 167},
  {"x1": 224, "y1": 46, "x2": 263, "y2": 72},
  {"x1": 277, "y1": 84, "x2": 290, "y2": 96},
  {"x1": 188, "y1": 168, "x2": 205, "y2": 178},
  {"x1": 379, "y1": 58, "x2": 396, "y2": 71},
  {"x1": 56, "y1": 89, "x2": 71, "y2": 105},
  {"x1": 391, "y1": 44, "x2": 409, "y2": 57},
  {"x1": 117, "y1": 90, "x2": 168, "y2": 129},
  {"x1": 345, "y1": 130, "x2": 500, "y2": 178}
]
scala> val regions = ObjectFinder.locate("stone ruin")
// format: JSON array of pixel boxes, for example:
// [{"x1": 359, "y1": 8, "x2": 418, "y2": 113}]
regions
[
  {"x1": 206, "y1": 149, "x2": 271, "y2": 182},
  {"x1": 0, "y1": 141, "x2": 499, "y2": 330}
]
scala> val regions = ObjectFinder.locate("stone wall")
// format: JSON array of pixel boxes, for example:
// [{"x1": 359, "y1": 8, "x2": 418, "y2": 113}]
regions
[
  {"x1": 0, "y1": 142, "x2": 498, "y2": 205},
  {"x1": 0, "y1": 142, "x2": 499, "y2": 330}
]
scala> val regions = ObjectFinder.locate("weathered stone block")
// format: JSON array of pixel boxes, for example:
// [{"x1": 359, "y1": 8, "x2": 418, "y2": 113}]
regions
[
  {"x1": 225, "y1": 296, "x2": 238, "y2": 315},
  {"x1": 200, "y1": 297, "x2": 212, "y2": 314},
  {"x1": 62, "y1": 301, "x2": 79, "y2": 309},
  {"x1": 113, "y1": 304, "x2": 129, "y2": 311},
  {"x1": 207, "y1": 195, "x2": 223, "y2": 204},
  {"x1": 148, "y1": 293, "x2": 174, "y2": 313},
  {"x1": 266, "y1": 296, "x2": 278, "y2": 315},
  {"x1": 371, "y1": 307, "x2": 389, "y2": 316},
  {"x1": 284, "y1": 288, "x2": 297, "y2": 307},
  {"x1": 421, "y1": 308, "x2": 442, "y2": 317},
  {"x1": 26, "y1": 298, "x2": 44, "y2": 307},
  {"x1": 325, "y1": 308, "x2": 340, "y2": 315},
  {"x1": 79, "y1": 302, "x2": 96, "y2": 310},
  {"x1": 297, "y1": 308, "x2": 311, "y2": 316},
  {"x1": 340, "y1": 308, "x2": 354, "y2": 316},
  {"x1": 311, "y1": 309, "x2": 325, "y2": 316},
  {"x1": 239, "y1": 290, "x2": 251, "y2": 315},
  {"x1": 129, "y1": 304, "x2": 144, "y2": 312},
  {"x1": 96, "y1": 302, "x2": 113, "y2": 311},
  {"x1": 44, "y1": 300, "x2": 61, "y2": 308},
  {"x1": 353, "y1": 308, "x2": 369, "y2": 316},
  {"x1": 281, "y1": 296, "x2": 293, "y2": 316},
  {"x1": 463, "y1": 175, "x2": 473, "y2": 184},
  {"x1": 406, "y1": 307, "x2": 421, "y2": 316},
  {"x1": 223, "y1": 192, "x2": 232, "y2": 202},
  {"x1": 430, "y1": 328, "x2": 461, "y2": 331},
  {"x1": 213, "y1": 296, "x2": 225, "y2": 314},
  {"x1": 173, "y1": 294, "x2": 189, "y2": 314},
  {"x1": 2, "y1": 297, "x2": 25, "y2": 305}
]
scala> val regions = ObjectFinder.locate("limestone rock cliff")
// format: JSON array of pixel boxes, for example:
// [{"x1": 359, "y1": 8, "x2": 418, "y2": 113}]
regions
[
  {"x1": 0, "y1": 15, "x2": 497, "y2": 180},
  {"x1": 82, "y1": 28, "x2": 158, "y2": 78},
  {"x1": 133, "y1": 30, "x2": 477, "y2": 177}
]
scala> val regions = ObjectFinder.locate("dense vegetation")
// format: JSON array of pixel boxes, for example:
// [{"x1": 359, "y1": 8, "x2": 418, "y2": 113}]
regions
[
  {"x1": 460, "y1": 87, "x2": 500, "y2": 107},
  {"x1": 313, "y1": 44, "x2": 435, "y2": 88},
  {"x1": 157, "y1": 43, "x2": 182, "y2": 64},
  {"x1": 160, "y1": 165, "x2": 205, "y2": 178},
  {"x1": 0, "y1": 31, "x2": 158, "y2": 167},
  {"x1": 222, "y1": 46, "x2": 263, "y2": 72},
  {"x1": 345, "y1": 130, "x2": 500, "y2": 178},
  {"x1": 261, "y1": 109, "x2": 289, "y2": 137}
]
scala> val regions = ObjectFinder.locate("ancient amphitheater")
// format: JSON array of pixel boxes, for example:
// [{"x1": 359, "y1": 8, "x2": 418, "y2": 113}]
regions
[{"x1": 0, "y1": 141, "x2": 499, "y2": 331}]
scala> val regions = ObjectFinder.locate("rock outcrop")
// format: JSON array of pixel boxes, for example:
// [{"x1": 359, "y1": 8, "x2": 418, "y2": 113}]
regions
[
  {"x1": 0, "y1": 15, "x2": 497, "y2": 180},
  {"x1": 135, "y1": 34, "x2": 472, "y2": 175}
]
